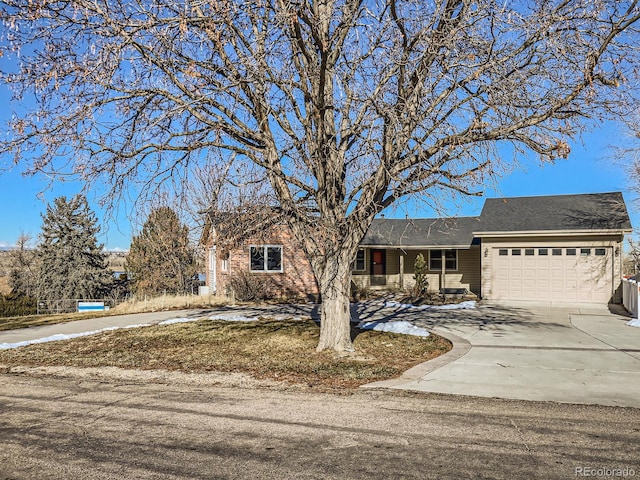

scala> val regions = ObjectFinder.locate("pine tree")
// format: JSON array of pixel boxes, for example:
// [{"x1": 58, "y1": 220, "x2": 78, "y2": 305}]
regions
[
  {"x1": 37, "y1": 195, "x2": 112, "y2": 302},
  {"x1": 126, "y1": 206, "x2": 197, "y2": 296}
]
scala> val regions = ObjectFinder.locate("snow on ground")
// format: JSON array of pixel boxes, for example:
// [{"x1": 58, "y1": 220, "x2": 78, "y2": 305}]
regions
[
  {"x1": 0, "y1": 313, "x2": 311, "y2": 350},
  {"x1": 627, "y1": 319, "x2": 640, "y2": 328},
  {"x1": 158, "y1": 317, "x2": 199, "y2": 325},
  {"x1": 381, "y1": 300, "x2": 477, "y2": 310},
  {"x1": 357, "y1": 320, "x2": 430, "y2": 337},
  {"x1": 0, "y1": 306, "x2": 443, "y2": 351},
  {"x1": 0, "y1": 324, "x2": 153, "y2": 350},
  {"x1": 209, "y1": 314, "x2": 260, "y2": 322}
]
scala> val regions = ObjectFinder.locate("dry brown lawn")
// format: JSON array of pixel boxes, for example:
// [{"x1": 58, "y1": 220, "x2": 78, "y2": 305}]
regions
[{"x1": 0, "y1": 317, "x2": 451, "y2": 390}]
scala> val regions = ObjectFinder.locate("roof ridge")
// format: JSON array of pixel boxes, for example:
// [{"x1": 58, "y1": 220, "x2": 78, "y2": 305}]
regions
[{"x1": 484, "y1": 191, "x2": 623, "y2": 201}]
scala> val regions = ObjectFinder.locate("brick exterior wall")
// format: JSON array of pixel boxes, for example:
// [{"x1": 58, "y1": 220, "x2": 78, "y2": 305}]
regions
[{"x1": 205, "y1": 223, "x2": 319, "y2": 301}]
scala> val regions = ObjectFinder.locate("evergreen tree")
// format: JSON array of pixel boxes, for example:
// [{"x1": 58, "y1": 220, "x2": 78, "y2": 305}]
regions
[
  {"x1": 37, "y1": 195, "x2": 112, "y2": 302},
  {"x1": 412, "y1": 253, "x2": 429, "y2": 297},
  {"x1": 126, "y1": 207, "x2": 197, "y2": 296}
]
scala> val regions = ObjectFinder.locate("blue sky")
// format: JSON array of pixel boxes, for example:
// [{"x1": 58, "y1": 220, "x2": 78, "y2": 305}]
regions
[{"x1": 0, "y1": 71, "x2": 637, "y2": 251}]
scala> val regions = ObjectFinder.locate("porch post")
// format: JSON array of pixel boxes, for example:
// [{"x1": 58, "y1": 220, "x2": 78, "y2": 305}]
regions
[
  {"x1": 440, "y1": 250, "x2": 446, "y2": 294},
  {"x1": 399, "y1": 251, "x2": 405, "y2": 289}
]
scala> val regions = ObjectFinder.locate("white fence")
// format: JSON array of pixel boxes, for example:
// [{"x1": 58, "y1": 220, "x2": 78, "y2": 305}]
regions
[{"x1": 622, "y1": 277, "x2": 639, "y2": 319}]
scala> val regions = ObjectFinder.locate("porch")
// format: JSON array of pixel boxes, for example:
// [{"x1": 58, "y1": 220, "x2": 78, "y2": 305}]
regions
[{"x1": 351, "y1": 246, "x2": 482, "y2": 296}]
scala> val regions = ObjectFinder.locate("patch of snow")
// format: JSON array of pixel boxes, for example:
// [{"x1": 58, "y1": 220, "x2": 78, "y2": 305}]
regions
[
  {"x1": 270, "y1": 314, "x2": 307, "y2": 322},
  {"x1": 381, "y1": 300, "x2": 476, "y2": 310},
  {"x1": 208, "y1": 314, "x2": 260, "y2": 322},
  {"x1": 158, "y1": 317, "x2": 199, "y2": 326},
  {"x1": 627, "y1": 319, "x2": 640, "y2": 328},
  {"x1": 0, "y1": 313, "x2": 308, "y2": 351},
  {"x1": 358, "y1": 320, "x2": 430, "y2": 337},
  {"x1": 0, "y1": 323, "x2": 152, "y2": 350}
]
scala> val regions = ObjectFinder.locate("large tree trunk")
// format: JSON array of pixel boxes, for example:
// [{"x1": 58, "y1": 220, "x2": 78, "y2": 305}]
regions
[{"x1": 315, "y1": 253, "x2": 354, "y2": 353}]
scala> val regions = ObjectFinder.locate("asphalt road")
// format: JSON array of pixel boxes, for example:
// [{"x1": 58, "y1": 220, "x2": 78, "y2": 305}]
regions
[{"x1": 1, "y1": 373, "x2": 639, "y2": 480}]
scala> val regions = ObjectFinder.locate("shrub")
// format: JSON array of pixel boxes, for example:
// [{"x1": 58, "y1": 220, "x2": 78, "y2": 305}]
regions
[
  {"x1": 226, "y1": 271, "x2": 273, "y2": 302},
  {"x1": 350, "y1": 280, "x2": 371, "y2": 302},
  {"x1": 0, "y1": 293, "x2": 37, "y2": 317},
  {"x1": 412, "y1": 253, "x2": 429, "y2": 297}
]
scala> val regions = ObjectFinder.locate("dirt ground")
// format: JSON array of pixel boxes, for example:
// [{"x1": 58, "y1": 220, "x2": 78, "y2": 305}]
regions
[{"x1": 1, "y1": 367, "x2": 638, "y2": 480}]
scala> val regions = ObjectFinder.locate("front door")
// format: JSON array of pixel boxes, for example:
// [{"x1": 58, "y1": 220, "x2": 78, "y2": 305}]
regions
[{"x1": 371, "y1": 249, "x2": 387, "y2": 286}]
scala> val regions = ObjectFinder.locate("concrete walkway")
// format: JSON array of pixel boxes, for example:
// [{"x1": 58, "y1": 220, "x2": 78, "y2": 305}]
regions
[
  {"x1": 362, "y1": 302, "x2": 640, "y2": 408},
  {"x1": 0, "y1": 310, "x2": 205, "y2": 348}
]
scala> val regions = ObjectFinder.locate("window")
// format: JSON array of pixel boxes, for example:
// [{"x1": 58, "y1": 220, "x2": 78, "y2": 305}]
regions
[
  {"x1": 525, "y1": 249, "x2": 535, "y2": 256},
  {"x1": 512, "y1": 249, "x2": 521, "y2": 256},
  {"x1": 429, "y1": 249, "x2": 458, "y2": 271},
  {"x1": 499, "y1": 249, "x2": 508, "y2": 256},
  {"x1": 353, "y1": 249, "x2": 366, "y2": 271},
  {"x1": 580, "y1": 248, "x2": 591, "y2": 256},
  {"x1": 552, "y1": 249, "x2": 562, "y2": 256},
  {"x1": 221, "y1": 253, "x2": 230, "y2": 272},
  {"x1": 445, "y1": 250, "x2": 457, "y2": 270},
  {"x1": 566, "y1": 248, "x2": 576, "y2": 256},
  {"x1": 595, "y1": 248, "x2": 606, "y2": 256},
  {"x1": 250, "y1": 245, "x2": 283, "y2": 272},
  {"x1": 538, "y1": 248, "x2": 548, "y2": 256}
]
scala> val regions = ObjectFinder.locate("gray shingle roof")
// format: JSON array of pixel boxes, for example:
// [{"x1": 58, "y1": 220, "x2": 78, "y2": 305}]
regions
[
  {"x1": 476, "y1": 192, "x2": 631, "y2": 233},
  {"x1": 361, "y1": 217, "x2": 481, "y2": 248},
  {"x1": 360, "y1": 192, "x2": 630, "y2": 248}
]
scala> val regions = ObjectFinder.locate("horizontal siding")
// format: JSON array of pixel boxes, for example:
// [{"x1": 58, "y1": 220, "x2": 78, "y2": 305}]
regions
[{"x1": 352, "y1": 247, "x2": 481, "y2": 295}]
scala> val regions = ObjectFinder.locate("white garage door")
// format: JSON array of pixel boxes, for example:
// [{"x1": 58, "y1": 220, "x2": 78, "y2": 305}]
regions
[{"x1": 492, "y1": 247, "x2": 613, "y2": 303}]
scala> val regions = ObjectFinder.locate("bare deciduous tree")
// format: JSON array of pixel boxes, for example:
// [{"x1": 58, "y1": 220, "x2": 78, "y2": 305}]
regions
[
  {"x1": 7, "y1": 232, "x2": 37, "y2": 297},
  {"x1": 1, "y1": 0, "x2": 639, "y2": 351}
]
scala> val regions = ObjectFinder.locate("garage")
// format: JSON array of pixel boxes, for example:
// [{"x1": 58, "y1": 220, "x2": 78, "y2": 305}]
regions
[
  {"x1": 476, "y1": 193, "x2": 630, "y2": 305},
  {"x1": 491, "y1": 246, "x2": 613, "y2": 303}
]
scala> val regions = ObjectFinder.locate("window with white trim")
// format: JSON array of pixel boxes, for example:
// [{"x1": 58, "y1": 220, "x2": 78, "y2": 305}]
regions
[
  {"x1": 429, "y1": 249, "x2": 458, "y2": 271},
  {"x1": 250, "y1": 245, "x2": 283, "y2": 272},
  {"x1": 221, "y1": 253, "x2": 229, "y2": 272}
]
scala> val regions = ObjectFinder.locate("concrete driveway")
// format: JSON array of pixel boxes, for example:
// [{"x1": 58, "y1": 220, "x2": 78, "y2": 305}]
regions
[{"x1": 360, "y1": 301, "x2": 640, "y2": 408}]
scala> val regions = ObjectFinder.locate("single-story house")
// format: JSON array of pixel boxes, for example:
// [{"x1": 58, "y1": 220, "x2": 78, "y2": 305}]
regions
[{"x1": 203, "y1": 192, "x2": 631, "y2": 304}]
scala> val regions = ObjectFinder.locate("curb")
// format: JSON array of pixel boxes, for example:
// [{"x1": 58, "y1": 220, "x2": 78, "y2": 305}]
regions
[{"x1": 360, "y1": 328, "x2": 472, "y2": 389}]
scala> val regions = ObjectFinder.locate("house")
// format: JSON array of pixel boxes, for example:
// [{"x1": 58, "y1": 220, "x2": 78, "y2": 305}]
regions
[
  {"x1": 203, "y1": 192, "x2": 631, "y2": 304},
  {"x1": 202, "y1": 210, "x2": 320, "y2": 300}
]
